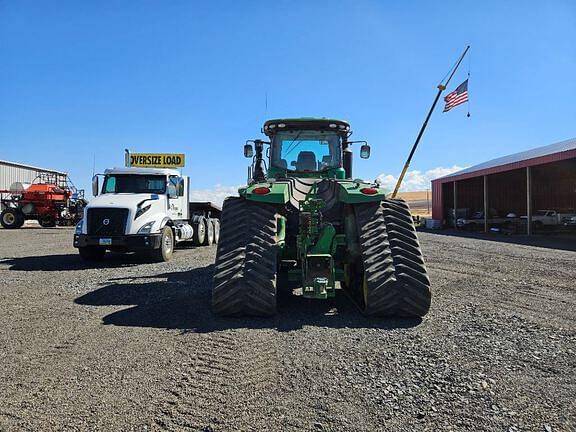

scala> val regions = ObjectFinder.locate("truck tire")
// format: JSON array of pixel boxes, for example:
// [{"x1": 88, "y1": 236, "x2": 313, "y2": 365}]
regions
[
  {"x1": 203, "y1": 218, "x2": 215, "y2": 246},
  {"x1": 78, "y1": 246, "x2": 106, "y2": 261},
  {"x1": 192, "y1": 217, "x2": 206, "y2": 245},
  {"x1": 353, "y1": 200, "x2": 431, "y2": 318},
  {"x1": 1, "y1": 208, "x2": 25, "y2": 229},
  {"x1": 148, "y1": 226, "x2": 174, "y2": 262},
  {"x1": 212, "y1": 219, "x2": 220, "y2": 244},
  {"x1": 39, "y1": 216, "x2": 57, "y2": 228},
  {"x1": 212, "y1": 197, "x2": 278, "y2": 316}
]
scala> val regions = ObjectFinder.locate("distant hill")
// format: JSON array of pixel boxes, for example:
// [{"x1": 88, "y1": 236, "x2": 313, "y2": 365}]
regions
[{"x1": 396, "y1": 191, "x2": 431, "y2": 217}]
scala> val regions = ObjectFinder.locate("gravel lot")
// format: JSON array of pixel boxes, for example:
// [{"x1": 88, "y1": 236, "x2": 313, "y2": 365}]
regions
[{"x1": 1, "y1": 227, "x2": 575, "y2": 431}]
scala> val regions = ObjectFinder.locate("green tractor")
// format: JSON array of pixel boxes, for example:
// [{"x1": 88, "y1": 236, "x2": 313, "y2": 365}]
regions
[{"x1": 212, "y1": 118, "x2": 431, "y2": 317}]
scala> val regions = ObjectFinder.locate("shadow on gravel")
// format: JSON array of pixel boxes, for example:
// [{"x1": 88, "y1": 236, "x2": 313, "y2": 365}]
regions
[
  {"x1": 1, "y1": 253, "x2": 147, "y2": 271},
  {"x1": 75, "y1": 265, "x2": 421, "y2": 332},
  {"x1": 421, "y1": 228, "x2": 576, "y2": 252}
]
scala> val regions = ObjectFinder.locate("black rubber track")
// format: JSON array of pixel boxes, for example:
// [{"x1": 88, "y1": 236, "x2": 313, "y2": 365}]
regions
[
  {"x1": 212, "y1": 197, "x2": 278, "y2": 316},
  {"x1": 354, "y1": 202, "x2": 398, "y2": 316},
  {"x1": 381, "y1": 198, "x2": 431, "y2": 317},
  {"x1": 354, "y1": 200, "x2": 431, "y2": 317}
]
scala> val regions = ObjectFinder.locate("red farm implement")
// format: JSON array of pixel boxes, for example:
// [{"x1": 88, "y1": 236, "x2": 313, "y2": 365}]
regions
[{"x1": 0, "y1": 173, "x2": 86, "y2": 229}]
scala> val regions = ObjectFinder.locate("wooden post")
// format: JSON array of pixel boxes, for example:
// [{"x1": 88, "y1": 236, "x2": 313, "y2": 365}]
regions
[
  {"x1": 483, "y1": 175, "x2": 488, "y2": 233},
  {"x1": 453, "y1": 181, "x2": 458, "y2": 228},
  {"x1": 526, "y1": 167, "x2": 532, "y2": 235}
]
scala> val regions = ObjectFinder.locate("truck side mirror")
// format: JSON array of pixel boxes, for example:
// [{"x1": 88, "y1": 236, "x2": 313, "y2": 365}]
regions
[
  {"x1": 92, "y1": 175, "x2": 99, "y2": 196},
  {"x1": 360, "y1": 144, "x2": 371, "y2": 159},
  {"x1": 244, "y1": 144, "x2": 254, "y2": 158}
]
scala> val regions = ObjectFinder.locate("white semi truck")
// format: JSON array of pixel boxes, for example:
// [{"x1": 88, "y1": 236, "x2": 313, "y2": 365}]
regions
[{"x1": 73, "y1": 167, "x2": 220, "y2": 261}]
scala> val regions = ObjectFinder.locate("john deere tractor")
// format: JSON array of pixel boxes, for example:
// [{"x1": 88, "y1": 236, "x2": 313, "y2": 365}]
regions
[{"x1": 212, "y1": 118, "x2": 431, "y2": 317}]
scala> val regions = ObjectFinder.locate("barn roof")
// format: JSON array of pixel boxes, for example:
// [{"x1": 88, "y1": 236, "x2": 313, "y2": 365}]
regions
[
  {"x1": 0, "y1": 159, "x2": 67, "y2": 176},
  {"x1": 434, "y1": 137, "x2": 576, "y2": 183}
]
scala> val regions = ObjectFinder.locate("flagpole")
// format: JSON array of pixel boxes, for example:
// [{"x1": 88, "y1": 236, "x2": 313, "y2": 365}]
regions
[{"x1": 391, "y1": 45, "x2": 470, "y2": 198}]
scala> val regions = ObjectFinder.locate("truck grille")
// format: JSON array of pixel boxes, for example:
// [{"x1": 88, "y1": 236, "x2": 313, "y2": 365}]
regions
[{"x1": 87, "y1": 208, "x2": 128, "y2": 236}]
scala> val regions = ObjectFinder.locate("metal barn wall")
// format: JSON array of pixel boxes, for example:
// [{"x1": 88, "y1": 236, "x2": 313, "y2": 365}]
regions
[
  {"x1": 486, "y1": 169, "x2": 527, "y2": 216},
  {"x1": 432, "y1": 180, "x2": 444, "y2": 219},
  {"x1": 532, "y1": 159, "x2": 576, "y2": 211},
  {"x1": 456, "y1": 176, "x2": 484, "y2": 214}
]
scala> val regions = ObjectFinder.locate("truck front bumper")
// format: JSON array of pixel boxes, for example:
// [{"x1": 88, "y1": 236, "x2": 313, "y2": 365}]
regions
[{"x1": 74, "y1": 234, "x2": 162, "y2": 249}]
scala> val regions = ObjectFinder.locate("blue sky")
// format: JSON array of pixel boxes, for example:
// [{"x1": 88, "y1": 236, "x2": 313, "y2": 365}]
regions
[{"x1": 1, "y1": 1, "x2": 575, "y2": 200}]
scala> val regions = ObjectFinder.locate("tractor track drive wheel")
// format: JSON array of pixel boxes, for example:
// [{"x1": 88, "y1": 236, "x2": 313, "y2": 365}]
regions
[
  {"x1": 1, "y1": 208, "x2": 25, "y2": 229},
  {"x1": 212, "y1": 197, "x2": 278, "y2": 316}
]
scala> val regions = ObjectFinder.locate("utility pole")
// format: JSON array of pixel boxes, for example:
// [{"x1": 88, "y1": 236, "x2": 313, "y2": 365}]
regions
[{"x1": 392, "y1": 46, "x2": 470, "y2": 198}]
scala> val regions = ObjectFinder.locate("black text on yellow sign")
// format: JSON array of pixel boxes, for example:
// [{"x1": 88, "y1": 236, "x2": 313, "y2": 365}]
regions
[{"x1": 129, "y1": 153, "x2": 185, "y2": 168}]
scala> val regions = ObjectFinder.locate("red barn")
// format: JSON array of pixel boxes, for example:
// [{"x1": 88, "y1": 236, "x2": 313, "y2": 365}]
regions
[{"x1": 431, "y1": 137, "x2": 576, "y2": 234}]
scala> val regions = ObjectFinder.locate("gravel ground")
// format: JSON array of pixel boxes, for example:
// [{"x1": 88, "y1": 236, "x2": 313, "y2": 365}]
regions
[{"x1": 0, "y1": 227, "x2": 575, "y2": 431}]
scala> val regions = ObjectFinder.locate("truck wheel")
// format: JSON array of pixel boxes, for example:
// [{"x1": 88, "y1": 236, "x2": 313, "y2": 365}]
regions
[
  {"x1": 39, "y1": 216, "x2": 57, "y2": 228},
  {"x1": 1, "y1": 208, "x2": 25, "y2": 229},
  {"x1": 148, "y1": 226, "x2": 174, "y2": 262},
  {"x1": 212, "y1": 219, "x2": 220, "y2": 244},
  {"x1": 78, "y1": 246, "x2": 106, "y2": 261},
  {"x1": 212, "y1": 197, "x2": 278, "y2": 316},
  {"x1": 193, "y1": 217, "x2": 206, "y2": 245},
  {"x1": 203, "y1": 218, "x2": 215, "y2": 246}
]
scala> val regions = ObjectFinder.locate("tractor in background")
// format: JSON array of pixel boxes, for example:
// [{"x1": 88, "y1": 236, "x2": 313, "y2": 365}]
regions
[
  {"x1": 212, "y1": 118, "x2": 431, "y2": 317},
  {"x1": 0, "y1": 173, "x2": 86, "y2": 229}
]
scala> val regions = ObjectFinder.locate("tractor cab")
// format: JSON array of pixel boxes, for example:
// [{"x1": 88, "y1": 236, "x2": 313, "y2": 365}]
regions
[{"x1": 244, "y1": 118, "x2": 370, "y2": 181}]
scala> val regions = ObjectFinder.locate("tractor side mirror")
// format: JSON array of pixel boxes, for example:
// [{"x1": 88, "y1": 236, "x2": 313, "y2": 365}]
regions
[
  {"x1": 360, "y1": 144, "x2": 371, "y2": 159},
  {"x1": 91, "y1": 175, "x2": 99, "y2": 197},
  {"x1": 244, "y1": 144, "x2": 254, "y2": 158}
]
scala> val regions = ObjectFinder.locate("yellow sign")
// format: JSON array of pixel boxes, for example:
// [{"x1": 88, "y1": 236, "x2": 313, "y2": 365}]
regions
[{"x1": 129, "y1": 153, "x2": 185, "y2": 168}]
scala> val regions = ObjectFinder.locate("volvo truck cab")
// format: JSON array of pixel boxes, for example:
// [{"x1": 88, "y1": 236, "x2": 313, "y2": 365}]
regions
[{"x1": 74, "y1": 167, "x2": 220, "y2": 262}]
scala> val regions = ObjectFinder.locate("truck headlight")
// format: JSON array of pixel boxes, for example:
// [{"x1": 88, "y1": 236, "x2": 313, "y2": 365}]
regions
[
  {"x1": 138, "y1": 221, "x2": 155, "y2": 234},
  {"x1": 75, "y1": 219, "x2": 83, "y2": 234}
]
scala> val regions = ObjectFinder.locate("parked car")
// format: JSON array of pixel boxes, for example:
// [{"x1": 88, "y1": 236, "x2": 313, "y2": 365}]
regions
[{"x1": 521, "y1": 210, "x2": 576, "y2": 229}]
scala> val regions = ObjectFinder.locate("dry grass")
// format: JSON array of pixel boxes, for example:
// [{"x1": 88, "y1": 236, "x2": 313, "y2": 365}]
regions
[{"x1": 396, "y1": 190, "x2": 431, "y2": 218}]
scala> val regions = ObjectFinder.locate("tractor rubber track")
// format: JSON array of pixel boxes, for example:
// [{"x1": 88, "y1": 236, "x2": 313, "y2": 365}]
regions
[
  {"x1": 212, "y1": 197, "x2": 278, "y2": 316},
  {"x1": 354, "y1": 200, "x2": 431, "y2": 317},
  {"x1": 381, "y1": 198, "x2": 431, "y2": 317}
]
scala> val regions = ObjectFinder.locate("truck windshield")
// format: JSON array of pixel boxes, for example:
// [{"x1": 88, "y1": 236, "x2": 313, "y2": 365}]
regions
[
  {"x1": 271, "y1": 130, "x2": 342, "y2": 172},
  {"x1": 102, "y1": 175, "x2": 166, "y2": 194}
]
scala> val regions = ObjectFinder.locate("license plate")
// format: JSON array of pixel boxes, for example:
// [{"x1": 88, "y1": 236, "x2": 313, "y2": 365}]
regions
[{"x1": 99, "y1": 238, "x2": 112, "y2": 246}]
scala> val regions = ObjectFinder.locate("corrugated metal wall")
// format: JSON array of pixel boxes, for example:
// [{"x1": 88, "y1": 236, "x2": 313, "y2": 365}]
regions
[
  {"x1": 431, "y1": 180, "x2": 443, "y2": 220},
  {"x1": 0, "y1": 161, "x2": 65, "y2": 211}
]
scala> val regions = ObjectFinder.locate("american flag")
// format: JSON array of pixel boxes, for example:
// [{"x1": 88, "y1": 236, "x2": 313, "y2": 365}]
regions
[{"x1": 443, "y1": 79, "x2": 469, "y2": 112}]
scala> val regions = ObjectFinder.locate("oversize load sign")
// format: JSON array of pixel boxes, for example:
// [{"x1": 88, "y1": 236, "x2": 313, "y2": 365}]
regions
[{"x1": 129, "y1": 153, "x2": 185, "y2": 168}]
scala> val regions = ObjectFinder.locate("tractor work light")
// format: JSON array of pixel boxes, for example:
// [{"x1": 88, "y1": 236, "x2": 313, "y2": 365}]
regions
[
  {"x1": 360, "y1": 187, "x2": 378, "y2": 195},
  {"x1": 253, "y1": 187, "x2": 271, "y2": 195}
]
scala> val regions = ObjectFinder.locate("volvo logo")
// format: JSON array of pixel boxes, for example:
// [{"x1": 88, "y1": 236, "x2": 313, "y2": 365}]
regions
[{"x1": 102, "y1": 218, "x2": 110, "y2": 226}]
